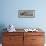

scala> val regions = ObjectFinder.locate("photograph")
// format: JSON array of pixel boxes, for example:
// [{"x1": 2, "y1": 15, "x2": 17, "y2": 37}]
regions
[{"x1": 18, "y1": 10, "x2": 35, "y2": 18}]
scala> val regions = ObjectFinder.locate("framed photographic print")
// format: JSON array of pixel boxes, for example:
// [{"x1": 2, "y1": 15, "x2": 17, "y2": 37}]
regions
[{"x1": 18, "y1": 10, "x2": 35, "y2": 18}]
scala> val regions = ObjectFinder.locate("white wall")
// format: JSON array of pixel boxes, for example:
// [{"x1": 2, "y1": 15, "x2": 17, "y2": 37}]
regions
[{"x1": 0, "y1": 0, "x2": 46, "y2": 44}]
